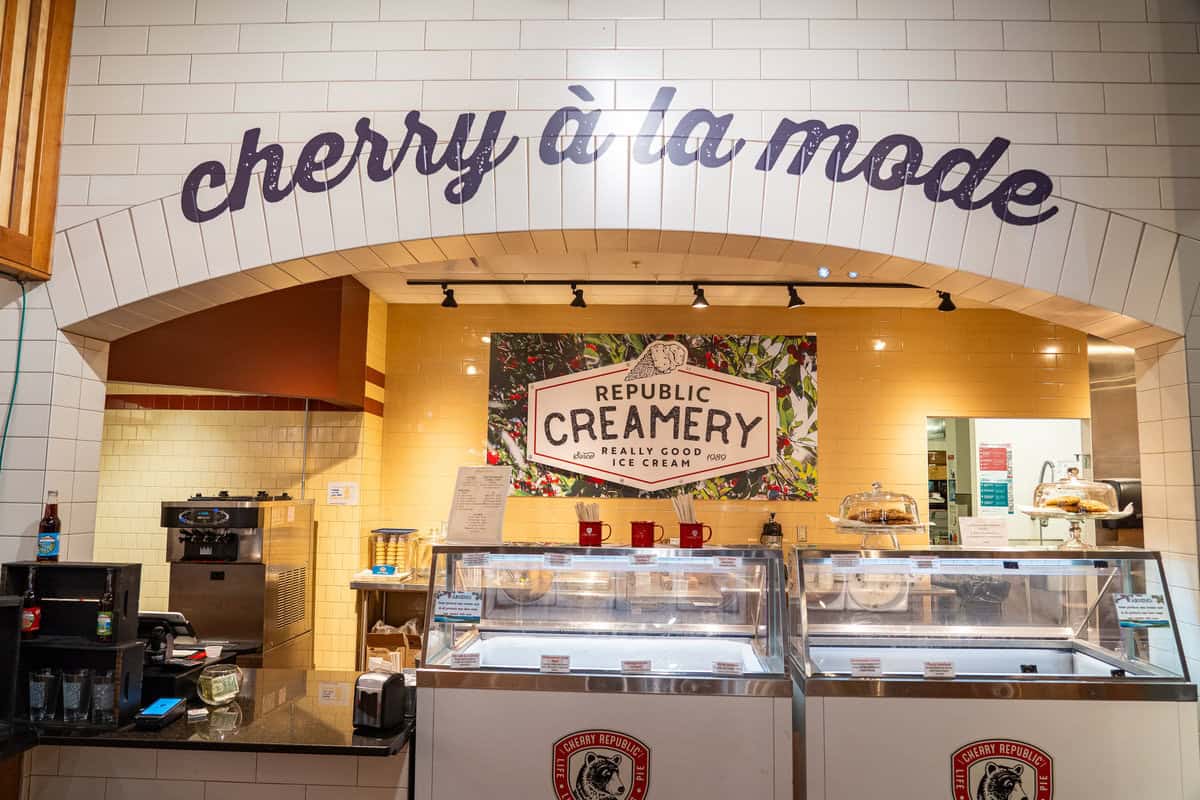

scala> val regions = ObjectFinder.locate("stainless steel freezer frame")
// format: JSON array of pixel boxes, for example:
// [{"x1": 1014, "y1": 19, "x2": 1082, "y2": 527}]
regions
[
  {"x1": 417, "y1": 544, "x2": 791, "y2": 695},
  {"x1": 788, "y1": 546, "x2": 1194, "y2": 700}
]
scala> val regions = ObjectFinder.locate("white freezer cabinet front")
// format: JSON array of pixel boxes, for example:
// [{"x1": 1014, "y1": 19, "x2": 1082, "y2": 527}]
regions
[{"x1": 415, "y1": 683, "x2": 793, "y2": 800}]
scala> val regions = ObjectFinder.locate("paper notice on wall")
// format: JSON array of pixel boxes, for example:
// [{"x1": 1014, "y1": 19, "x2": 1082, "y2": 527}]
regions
[
  {"x1": 327, "y1": 482, "x2": 359, "y2": 506},
  {"x1": 446, "y1": 466, "x2": 511, "y2": 544},
  {"x1": 978, "y1": 443, "x2": 1014, "y2": 516},
  {"x1": 958, "y1": 517, "x2": 1009, "y2": 548}
]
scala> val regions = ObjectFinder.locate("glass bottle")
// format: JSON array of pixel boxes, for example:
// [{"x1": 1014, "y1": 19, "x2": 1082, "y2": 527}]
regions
[
  {"x1": 96, "y1": 568, "x2": 114, "y2": 643},
  {"x1": 36, "y1": 490, "x2": 61, "y2": 562},
  {"x1": 21, "y1": 567, "x2": 40, "y2": 640}
]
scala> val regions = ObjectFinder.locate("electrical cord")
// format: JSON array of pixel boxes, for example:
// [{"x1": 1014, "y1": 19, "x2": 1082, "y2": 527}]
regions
[{"x1": 0, "y1": 274, "x2": 26, "y2": 474}]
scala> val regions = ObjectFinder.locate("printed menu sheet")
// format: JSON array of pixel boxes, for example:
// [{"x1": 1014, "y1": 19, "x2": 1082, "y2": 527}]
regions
[{"x1": 447, "y1": 465, "x2": 511, "y2": 544}]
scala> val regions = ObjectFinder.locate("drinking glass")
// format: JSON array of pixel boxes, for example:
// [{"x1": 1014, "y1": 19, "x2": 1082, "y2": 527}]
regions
[
  {"x1": 91, "y1": 670, "x2": 115, "y2": 725},
  {"x1": 61, "y1": 668, "x2": 92, "y2": 723},
  {"x1": 28, "y1": 667, "x2": 59, "y2": 722}
]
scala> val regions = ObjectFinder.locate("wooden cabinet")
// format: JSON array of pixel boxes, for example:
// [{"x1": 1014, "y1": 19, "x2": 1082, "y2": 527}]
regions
[{"x1": 0, "y1": 0, "x2": 74, "y2": 281}]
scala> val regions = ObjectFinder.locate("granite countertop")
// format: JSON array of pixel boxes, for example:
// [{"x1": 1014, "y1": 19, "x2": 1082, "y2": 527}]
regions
[{"x1": 31, "y1": 668, "x2": 411, "y2": 757}]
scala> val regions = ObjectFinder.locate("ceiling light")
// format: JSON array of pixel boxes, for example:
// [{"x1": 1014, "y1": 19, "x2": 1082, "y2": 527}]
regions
[
  {"x1": 786, "y1": 285, "x2": 805, "y2": 309},
  {"x1": 570, "y1": 283, "x2": 587, "y2": 308},
  {"x1": 480, "y1": 335, "x2": 491, "y2": 344},
  {"x1": 440, "y1": 283, "x2": 458, "y2": 308},
  {"x1": 691, "y1": 283, "x2": 709, "y2": 309},
  {"x1": 937, "y1": 291, "x2": 956, "y2": 313},
  {"x1": 847, "y1": 271, "x2": 859, "y2": 279},
  {"x1": 817, "y1": 266, "x2": 831, "y2": 279},
  {"x1": 873, "y1": 339, "x2": 886, "y2": 351}
]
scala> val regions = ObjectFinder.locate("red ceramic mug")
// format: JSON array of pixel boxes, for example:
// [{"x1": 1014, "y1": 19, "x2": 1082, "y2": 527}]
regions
[
  {"x1": 679, "y1": 522, "x2": 713, "y2": 548},
  {"x1": 578, "y1": 520, "x2": 612, "y2": 547},
  {"x1": 630, "y1": 521, "x2": 665, "y2": 548}
]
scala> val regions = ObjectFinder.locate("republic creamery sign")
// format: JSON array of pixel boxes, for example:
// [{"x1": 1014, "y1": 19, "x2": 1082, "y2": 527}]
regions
[{"x1": 526, "y1": 342, "x2": 778, "y2": 491}]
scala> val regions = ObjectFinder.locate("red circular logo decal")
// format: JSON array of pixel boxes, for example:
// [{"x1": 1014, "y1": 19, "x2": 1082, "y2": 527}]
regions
[
  {"x1": 952, "y1": 739, "x2": 1053, "y2": 800},
  {"x1": 553, "y1": 729, "x2": 650, "y2": 800}
]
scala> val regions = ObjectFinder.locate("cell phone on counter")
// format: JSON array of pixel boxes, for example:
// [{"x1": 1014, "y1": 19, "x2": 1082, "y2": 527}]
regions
[{"x1": 134, "y1": 697, "x2": 186, "y2": 729}]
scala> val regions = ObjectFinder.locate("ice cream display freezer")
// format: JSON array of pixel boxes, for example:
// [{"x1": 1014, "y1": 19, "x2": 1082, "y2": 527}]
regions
[
  {"x1": 414, "y1": 545, "x2": 792, "y2": 800},
  {"x1": 790, "y1": 547, "x2": 1198, "y2": 800}
]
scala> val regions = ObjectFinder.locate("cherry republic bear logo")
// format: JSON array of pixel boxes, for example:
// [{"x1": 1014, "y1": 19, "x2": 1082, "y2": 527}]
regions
[
  {"x1": 553, "y1": 730, "x2": 650, "y2": 800},
  {"x1": 952, "y1": 739, "x2": 1053, "y2": 800}
]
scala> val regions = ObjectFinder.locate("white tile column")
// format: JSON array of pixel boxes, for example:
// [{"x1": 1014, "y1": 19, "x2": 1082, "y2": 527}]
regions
[
  {"x1": 0, "y1": 279, "x2": 108, "y2": 566},
  {"x1": 1137, "y1": 337, "x2": 1200, "y2": 680}
]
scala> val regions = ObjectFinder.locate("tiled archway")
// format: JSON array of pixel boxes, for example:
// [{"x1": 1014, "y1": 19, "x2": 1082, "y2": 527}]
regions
[{"x1": 42, "y1": 135, "x2": 1199, "y2": 348}]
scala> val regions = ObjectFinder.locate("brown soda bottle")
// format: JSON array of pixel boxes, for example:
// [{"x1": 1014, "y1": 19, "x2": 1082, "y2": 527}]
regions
[
  {"x1": 36, "y1": 490, "x2": 61, "y2": 562},
  {"x1": 21, "y1": 567, "x2": 40, "y2": 640}
]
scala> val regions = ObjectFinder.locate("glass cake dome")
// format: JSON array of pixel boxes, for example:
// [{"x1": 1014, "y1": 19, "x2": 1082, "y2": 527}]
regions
[
  {"x1": 1032, "y1": 473, "x2": 1118, "y2": 515},
  {"x1": 838, "y1": 481, "x2": 922, "y2": 527}
]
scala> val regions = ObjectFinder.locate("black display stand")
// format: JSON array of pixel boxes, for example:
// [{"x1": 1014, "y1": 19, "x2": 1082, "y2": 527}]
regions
[
  {"x1": 0, "y1": 596, "x2": 19, "y2": 741},
  {"x1": 1, "y1": 562, "x2": 141, "y2": 643},
  {"x1": 1, "y1": 562, "x2": 144, "y2": 728}
]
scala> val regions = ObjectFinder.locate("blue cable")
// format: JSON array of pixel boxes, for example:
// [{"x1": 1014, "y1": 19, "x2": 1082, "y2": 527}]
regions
[{"x1": 0, "y1": 277, "x2": 26, "y2": 473}]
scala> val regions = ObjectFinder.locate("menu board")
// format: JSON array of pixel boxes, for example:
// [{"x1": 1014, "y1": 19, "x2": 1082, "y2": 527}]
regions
[
  {"x1": 977, "y1": 443, "x2": 1014, "y2": 515},
  {"x1": 446, "y1": 466, "x2": 511, "y2": 544}
]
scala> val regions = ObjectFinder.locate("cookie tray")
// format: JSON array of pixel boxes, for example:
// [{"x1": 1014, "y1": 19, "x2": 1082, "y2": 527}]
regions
[{"x1": 1017, "y1": 503, "x2": 1134, "y2": 521}]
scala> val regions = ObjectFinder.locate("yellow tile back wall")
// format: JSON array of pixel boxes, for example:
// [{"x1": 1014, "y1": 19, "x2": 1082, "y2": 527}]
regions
[
  {"x1": 93, "y1": 407, "x2": 379, "y2": 669},
  {"x1": 381, "y1": 305, "x2": 1090, "y2": 547},
  {"x1": 93, "y1": 293, "x2": 390, "y2": 671}
]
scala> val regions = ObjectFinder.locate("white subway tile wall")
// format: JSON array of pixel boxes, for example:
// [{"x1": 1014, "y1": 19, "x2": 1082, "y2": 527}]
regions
[
  {"x1": 25, "y1": 742, "x2": 409, "y2": 800},
  {"x1": 47, "y1": 2, "x2": 1200, "y2": 242},
  {"x1": 0, "y1": 0, "x2": 1190, "y2": 684}
]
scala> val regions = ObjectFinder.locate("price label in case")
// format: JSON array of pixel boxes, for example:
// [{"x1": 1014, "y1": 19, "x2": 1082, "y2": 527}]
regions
[
  {"x1": 923, "y1": 660, "x2": 956, "y2": 679},
  {"x1": 712, "y1": 661, "x2": 744, "y2": 676},
  {"x1": 450, "y1": 653, "x2": 481, "y2": 669},
  {"x1": 909, "y1": 556, "x2": 939, "y2": 572},
  {"x1": 629, "y1": 553, "x2": 657, "y2": 566},
  {"x1": 621, "y1": 659, "x2": 652, "y2": 674},
  {"x1": 715, "y1": 556, "x2": 741, "y2": 569},
  {"x1": 832, "y1": 554, "x2": 861, "y2": 570},
  {"x1": 433, "y1": 591, "x2": 483, "y2": 623},
  {"x1": 544, "y1": 552, "x2": 572, "y2": 568},
  {"x1": 850, "y1": 657, "x2": 883, "y2": 677},
  {"x1": 462, "y1": 552, "x2": 489, "y2": 567},
  {"x1": 540, "y1": 655, "x2": 571, "y2": 673}
]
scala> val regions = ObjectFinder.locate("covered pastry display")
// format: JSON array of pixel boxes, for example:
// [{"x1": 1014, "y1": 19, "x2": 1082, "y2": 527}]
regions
[
  {"x1": 1031, "y1": 474, "x2": 1117, "y2": 514},
  {"x1": 828, "y1": 481, "x2": 926, "y2": 548},
  {"x1": 1021, "y1": 474, "x2": 1132, "y2": 548}
]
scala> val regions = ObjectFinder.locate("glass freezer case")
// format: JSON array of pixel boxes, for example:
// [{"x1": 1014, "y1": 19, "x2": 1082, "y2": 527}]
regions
[
  {"x1": 790, "y1": 548, "x2": 1199, "y2": 800},
  {"x1": 789, "y1": 547, "x2": 1194, "y2": 698},
  {"x1": 419, "y1": 544, "x2": 789, "y2": 693}
]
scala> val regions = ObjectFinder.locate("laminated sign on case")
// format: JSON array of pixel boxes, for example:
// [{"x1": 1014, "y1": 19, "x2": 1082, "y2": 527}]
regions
[{"x1": 433, "y1": 591, "x2": 482, "y2": 624}]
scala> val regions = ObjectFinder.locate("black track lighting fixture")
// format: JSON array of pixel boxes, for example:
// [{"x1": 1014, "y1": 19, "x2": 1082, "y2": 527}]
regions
[
  {"x1": 937, "y1": 290, "x2": 956, "y2": 313},
  {"x1": 440, "y1": 283, "x2": 458, "y2": 308},
  {"x1": 786, "y1": 284, "x2": 805, "y2": 309},
  {"x1": 570, "y1": 283, "x2": 587, "y2": 308},
  {"x1": 691, "y1": 283, "x2": 709, "y2": 309}
]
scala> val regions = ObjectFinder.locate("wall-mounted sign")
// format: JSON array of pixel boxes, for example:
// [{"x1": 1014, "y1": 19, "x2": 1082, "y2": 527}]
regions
[
  {"x1": 181, "y1": 85, "x2": 1057, "y2": 229},
  {"x1": 326, "y1": 481, "x2": 358, "y2": 506},
  {"x1": 978, "y1": 443, "x2": 1014, "y2": 515},
  {"x1": 487, "y1": 333, "x2": 817, "y2": 499}
]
